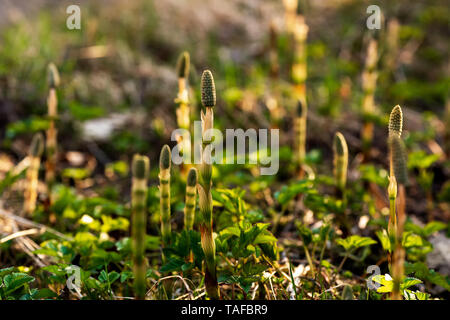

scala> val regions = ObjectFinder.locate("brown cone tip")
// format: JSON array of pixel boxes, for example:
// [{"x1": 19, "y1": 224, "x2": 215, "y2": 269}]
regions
[
  {"x1": 333, "y1": 132, "x2": 348, "y2": 156},
  {"x1": 187, "y1": 168, "x2": 198, "y2": 187},
  {"x1": 47, "y1": 63, "x2": 60, "y2": 88},
  {"x1": 201, "y1": 70, "x2": 216, "y2": 107},
  {"x1": 297, "y1": 100, "x2": 306, "y2": 117},
  {"x1": 176, "y1": 51, "x2": 190, "y2": 79},
  {"x1": 132, "y1": 154, "x2": 150, "y2": 179},
  {"x1": 30, "y1": 133, "x2": 45, "y2": 157},
  {"x1": 389, "y1": 105, "x2": 403, "y2": 137},
  {"x1": 160, "y1": 145, "x2": 172, "y2": 170}
]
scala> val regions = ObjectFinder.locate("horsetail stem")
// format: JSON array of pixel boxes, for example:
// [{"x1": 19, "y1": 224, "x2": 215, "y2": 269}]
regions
[
  {"x1": 269, "y1": 21, "x2": 280, "y2": 79},
  {"x1": 389, "y1": 135, "x2": 408, "y2": 250},
  {"x1": 385, "y1": 19, "x2": 400, "y2": 72},
  {"x1": 291, "y1": 12, "x2": 308, "y2": 178},
  {"x1": 361, "y1": 38, "x2": 378, "y2": 154},
  {"x1": 185, "y1": 168, "x2": 198, "y2": 263},
  {"x1": 184, "y1": 167, "x2": 198, "y2": 231},
  {"x1": 131, "y1": 154, "x2": 150, "y2": 300},
  {"x1": 387, "y1": 105, "x2": 408, "y2": 300},
  {"x1": 333, "y1": 131, "x2": 350, "y2": 234},
  {"x1": 391, "y1": 244, "x2": 406, "y2": 300},
  {"x1": 292, "y1": 14, "x2": 308, "y2": 106},
  {"x1": 387, "y1": 174, "x2": 398, "y2": 275},
  {"x1": 198, "y1": 69, "x2": 220, "y2": 299},
  {"x1": 175, "y1": 51, "x2": 191, "y2": 130},
  {"x1": 174, "y1": 52, "x2": 191, "y2": 177},
  {"x1": 45, "y1": 63, "x2": 60, "y2": 193},
  {"x1": 445, "y1": 100, "x2": 450, "y2": 158},
  {"x1": 159, "y1": 145, "x2": 172, "y2": 247},
  {"x1": 387, "y1": 175, "x2": 398, "y2": 243},
  {"x1": 333, "y1": 132, "x2": 348, "y2": 193},
  {"x1": 294, "y1": 100, "x2": 307, "y2": 172},
  {"x1": 266, "y1": 21, "x2": 283, "y2": 127},
  {"x1": 282, "y1": 0, "x2": 298, "y2": 35},
  {"x1": 389, "y1": 135, "x2": 408, "y2": 186},
  {"x1": 388, "y1": 105, "x2": 404, "y2": 208},
  {"x1": 24, "y1": 133, "x2": 44, "y2": 215}
]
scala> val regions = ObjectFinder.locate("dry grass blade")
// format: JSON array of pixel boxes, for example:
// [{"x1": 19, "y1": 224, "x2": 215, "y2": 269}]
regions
[
  {"x1": 147, "y1": 275, "x2": 195, "y2": 300},
  {"x1": 0, "y1": 208, "x2": 73, "y2": 241},
  {"x1": 0, "y1": 228, "x2": 41, "y2": 244}
]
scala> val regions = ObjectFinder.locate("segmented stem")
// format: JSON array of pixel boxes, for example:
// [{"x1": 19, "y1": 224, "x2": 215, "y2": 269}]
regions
[
  {"x1": 24, "y1": 133, "x2": 44, "y2": 215},
  {"x1": 294, "y1": 100, "x2": 307, "y2": 172},
  {"x1": 385, "y1": 19, "x2": 400, "y2": 71},
  {"x1": 389, "y1": 135, "x2": 408, "y2": 186},
  {"x1": 392, "y1": 187, "x2": 406, "y2": 300},
  {"x1": 361, "y1": 39, "x2": 378, "y2": 153},
  {"x1": 292, "y1": 14, "x2": 308, "y2": 106},
  {"x1": 198, "y1": 70, "x2": 220, "y2": 299},
  {"x1": 387, "y1": 105, "x2": 407, "y2": 300},
  {"x1": 283, "y1": 0, "x2": 298, "y2": 35},
  {"x1": 291, "y1": 13, "x2": 308, "y2": 178},
  {"x1": 159, "y1": 145, "x2": 172, "y2": 247},
  {"x1": 387, "y1": 176, "x2": 398, "y2": 244},
  {"x1": 175, "y1": 51, "x2": 191, "y2": 130},
  {"x1": 184, "y1": 168, "x2": 198, "y2": 231},
  {"x1": 45, "y1": 63, "x2": 60, "y2": 191},
  {"x1": 174, "y1": 52, "x2": 192, "y2": 176},
  {"x1": 333, "y1": 132, "x2": 348, "y2": 193},
  {"x1": 269, "y1": 21, "x2": 280, "y2": 79},
  {"x1": 445, "y1": 100, "x2": 450, "y2": 158},
  {"x1": 131, "y1": 154, "x2": 149, "y2": 300},
  {"x1": 332, "y1": 132, "x2": 349, "y2": 233},
  {"x1": 266, "y1": 21, "x2": 284, "y2": 127}
]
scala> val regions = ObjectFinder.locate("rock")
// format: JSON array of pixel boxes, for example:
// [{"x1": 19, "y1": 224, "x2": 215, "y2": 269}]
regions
[{"x1": 427, "y1": 233, "x2": 450, "y2": 276}]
